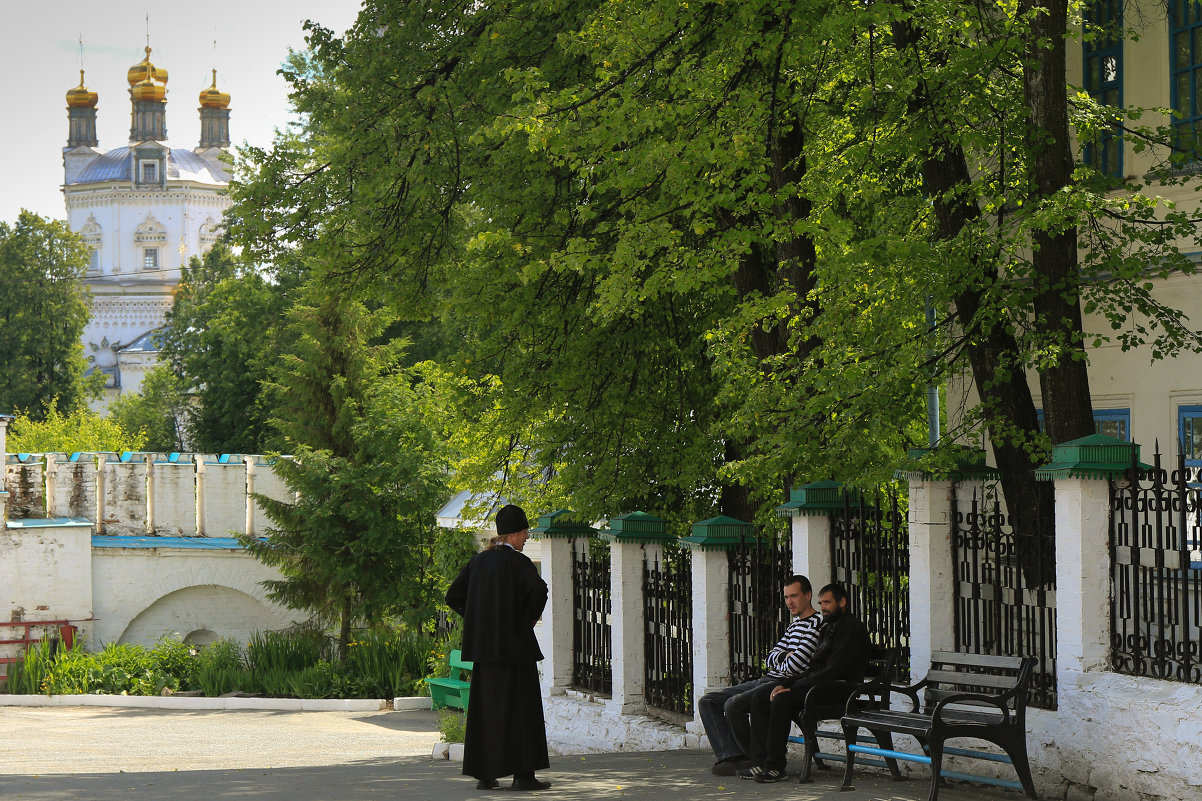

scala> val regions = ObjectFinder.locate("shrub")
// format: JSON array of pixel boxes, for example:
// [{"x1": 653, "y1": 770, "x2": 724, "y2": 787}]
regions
[
  {"x1": 150, "y1": 636, "x2": 198, "y2": 688},
  {"x1": 438, "y1": 710, "x2": 467, "y2": 743},
  {"x1": 193, "y1": 638, "x2": 245, "y2": 696}
]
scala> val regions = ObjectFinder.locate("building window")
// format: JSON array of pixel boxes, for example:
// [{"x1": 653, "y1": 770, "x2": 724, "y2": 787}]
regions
[
  {"x1": 1180, "y1": 406, "x2": 1202, "y2": 466},
  {"x1": 1083, "y1": 0, "x2": 1123, "y2": 176},
  {"x1": 88, "y1": 248, "x2": 100, "y2": 274},
  {"x1": 1093, "y1": 408, "x2": 1130, "y2": 441},
  {"x1": 1171, "y1": 0, "x2": 1202, "y2": 160},
  {"x1": 1036, "y1": 407, "x2": 1130, "y2": 440},
  {"x1": 140, "y1": 160, "x2": 159, "y2": 184},
  {"x1": 143, "y1": 248, "x2": 159, "y2": 270}
]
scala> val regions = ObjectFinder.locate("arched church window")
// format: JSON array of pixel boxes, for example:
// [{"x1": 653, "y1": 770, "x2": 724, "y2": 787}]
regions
[
  {"x1": 80, "y1": 215, "x2": 102, "y2": 275},
  {"x1": 199, "y1": 216, "x2": 220, "y2": 252},
  {"x1": 134, "y1": 215, "x2": 167, "y2": 271}
]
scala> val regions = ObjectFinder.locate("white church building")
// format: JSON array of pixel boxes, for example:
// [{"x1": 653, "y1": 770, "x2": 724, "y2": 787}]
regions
[{"x1": 63, "y1": 48, "x2": 231, "y2": 403}]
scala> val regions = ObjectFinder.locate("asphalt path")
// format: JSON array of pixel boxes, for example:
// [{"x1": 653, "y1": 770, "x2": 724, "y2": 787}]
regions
[{"x1": 0, "y1": 707, "x2": 1021, "y2": 801}]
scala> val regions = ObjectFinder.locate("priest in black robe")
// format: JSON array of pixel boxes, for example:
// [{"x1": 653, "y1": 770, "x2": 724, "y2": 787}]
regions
[{"x1": 446, "y1": 504, "x2": 551, "y2": 792}]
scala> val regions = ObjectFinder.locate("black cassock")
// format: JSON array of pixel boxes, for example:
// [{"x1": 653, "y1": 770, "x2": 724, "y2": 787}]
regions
[{"x1": 446, "y1": 545, "x2": 549, "y2": 781}]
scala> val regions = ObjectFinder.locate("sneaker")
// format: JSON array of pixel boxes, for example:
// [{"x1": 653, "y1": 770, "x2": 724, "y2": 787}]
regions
[
  {"x1": 735, "y1": 766, "x2": 764, "y2": 780},
  {"x1": 712, "y1": 756, "x2": 750, "y2": 776},
  {"x1": 755, "y1": 768, "x2": 788, "y2": 783}
]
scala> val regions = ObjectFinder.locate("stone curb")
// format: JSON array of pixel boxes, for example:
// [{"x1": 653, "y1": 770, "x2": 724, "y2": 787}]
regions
[{"x1": 0, "y1": 694, "x2": 415, "y2": 712}]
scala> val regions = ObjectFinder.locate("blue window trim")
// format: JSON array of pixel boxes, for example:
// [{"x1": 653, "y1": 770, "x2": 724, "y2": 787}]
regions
[
  {"x1": 1035, "y1": 408, "x2": 1130, "y2": 441},
  {"x1": 1179, "y1": 405, "x2": 1202, "y2": 466},
  {"x1": 1170, "y1": 0, "x2": 1202, "y2": 159},
  {"x1": 1083, "y1": 0, "x2": 1123, "y2": 177}
]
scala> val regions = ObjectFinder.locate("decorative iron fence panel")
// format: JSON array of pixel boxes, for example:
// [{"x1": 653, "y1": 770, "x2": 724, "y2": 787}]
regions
[
  {"x1": 644, "y1": 542, "x2": 693, "y2": 714},
  {"x1": 727, "y1": 534, "x2": 794, "y2": 685},
  {"x1": 1110, "y1": 449, "x2": 1202, "y2": 684},
  {"x1": 571, "y1": 536, "x2": 612, "y2": 694},
  {"x1": 952, "y1": 486, "x2": 1057, "y2": 709},
  {"x1": 830, "y1": 488, "x2": 911, "y2": 670}
]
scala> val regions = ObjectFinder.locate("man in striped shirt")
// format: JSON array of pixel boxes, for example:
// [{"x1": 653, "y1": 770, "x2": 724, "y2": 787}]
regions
[{"x1": 698, "y1": 574, "x2": 822, "y2": 775}]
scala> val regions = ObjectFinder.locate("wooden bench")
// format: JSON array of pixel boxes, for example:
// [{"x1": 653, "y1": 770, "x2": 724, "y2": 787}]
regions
[
  {"x1": 838, "y1": 651, "x2": 1036, "y2": 801},
  {"x1": 786, "y1": 646, "x2": 904, "y2": 783},
  {"x1": 427, "y1": 649, "x2": 472, "y2": 711}
]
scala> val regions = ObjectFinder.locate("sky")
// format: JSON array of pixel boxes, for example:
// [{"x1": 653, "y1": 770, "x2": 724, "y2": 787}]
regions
[{"x1": 0, "y1": 1, "x2": 364, "y2": 223}]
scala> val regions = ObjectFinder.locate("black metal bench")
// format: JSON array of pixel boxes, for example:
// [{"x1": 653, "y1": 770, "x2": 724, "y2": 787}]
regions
[
  {"x1": 839, "y1": 651, "x2": 1037, "y2": 801},
  {"x1": 786, "y1": 646, "x2": 904, "y2": 783}
]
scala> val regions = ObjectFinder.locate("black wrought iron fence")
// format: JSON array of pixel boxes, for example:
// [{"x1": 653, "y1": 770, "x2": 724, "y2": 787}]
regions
[
  {"x1": 952, "y1": 486, "x2": 1057, "y2": 709},
  {"x1": 644, "y1": 542, "x2": 693, "y2": 714},
  {"x1": 830, "y1": 488, "x2": 911, "y2": 669},
  {"x1": 571, "y1": 536, "x2": 612, "y2": 694},
  {"x1": 1110, "y1": 449, "x2": 1202, "y2": 684},
  {"x1": 727, "y1": 533, "x2": 794, "y2": 684}
]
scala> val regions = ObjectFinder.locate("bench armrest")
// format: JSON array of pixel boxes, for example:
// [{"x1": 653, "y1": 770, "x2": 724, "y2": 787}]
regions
[
  {"x1": 845, "y1": 680, "x2": 921, "y2": 714},
  {"x1": 930, "y1": 691, "x2": 1014, "y2": 727}
]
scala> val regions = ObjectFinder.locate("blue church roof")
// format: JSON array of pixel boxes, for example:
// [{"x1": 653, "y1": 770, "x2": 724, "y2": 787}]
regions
[{"x1": 67, "y1": 146, "x2": 229, "y2": 186}]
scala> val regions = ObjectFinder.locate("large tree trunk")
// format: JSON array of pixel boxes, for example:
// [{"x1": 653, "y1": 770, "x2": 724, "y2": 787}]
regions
[
  {"x1": 891, "y1": 17, "x2": 1055, "y2": 584},
  {"x1": 1021, "y1": 0, "x2": 1095, "y2": 445}
]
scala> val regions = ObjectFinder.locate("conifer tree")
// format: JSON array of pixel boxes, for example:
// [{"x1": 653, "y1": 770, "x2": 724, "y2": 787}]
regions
[{"x1": 243, "y1": 284, "x2": 449, "y2": 659}]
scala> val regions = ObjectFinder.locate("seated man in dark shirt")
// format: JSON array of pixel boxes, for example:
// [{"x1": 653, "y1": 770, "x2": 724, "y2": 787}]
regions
[{"x1": 738, "y1": 582, "x2": 871, "y2": 783}]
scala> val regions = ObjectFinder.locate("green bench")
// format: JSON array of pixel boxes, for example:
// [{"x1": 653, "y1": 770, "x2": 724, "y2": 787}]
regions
[{"x1": 428, "y1": 649, "x2": 472, "y2": 711}]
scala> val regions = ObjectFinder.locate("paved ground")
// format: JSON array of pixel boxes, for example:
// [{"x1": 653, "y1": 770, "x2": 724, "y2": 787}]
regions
[{"x1": 0, "y1": 707, "x2": 1025, "y2": 801}]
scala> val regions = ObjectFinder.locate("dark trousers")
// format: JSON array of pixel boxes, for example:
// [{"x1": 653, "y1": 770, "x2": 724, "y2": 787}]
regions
[
  {"x1": 749, "y1": 684, "x2": 850, "y2": 772},
  {"x1": 697, "y1": 676, "x2": 779, "y2": 760}
]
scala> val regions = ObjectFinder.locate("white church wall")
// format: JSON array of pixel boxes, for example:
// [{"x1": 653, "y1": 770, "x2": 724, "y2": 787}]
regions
[
  {"x1": 45, "y1": 453, "x2": 99, "y2": 518},
  {"x1": 199, "y1": 456, "x2": 247, "y2": 537},
  {"x1": 148, "y1": 456, "x2": 196, "y2": 536},
  {"x1": 100, "y1": 454, "x2": 148, "y2": 535},
  {"x1": 248, "y1": 456, "x2": 292, "y2": 536},
  {"x1": 5, "y1": 455, "x2": 45, "y2": 519},
  {"x1": 90, "y1": 544, "x2": 301, "y2": 647},
  {"x1": 0, "y1": 519, "x2": 94, "y2": 649}
]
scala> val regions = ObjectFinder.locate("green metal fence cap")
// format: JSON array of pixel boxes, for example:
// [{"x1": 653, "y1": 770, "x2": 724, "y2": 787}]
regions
[
  {"x1": 682, "y1": 515, "x2": 753, "y2": 551},
  {"x1": 1035, "y1": 434, "x2": 1146, "y2": 481},
  {"x1": 894, "y1": 446, "x2": 999, "y2": 481},
  {"x1": 529, "y1": 508, "x2": 596, "y2": 539},
  {"x1": 775, "y1": 480, "x2": 850, "y2": 518},
  {"x1": 603, "y1": 510, "x2": 673, "y2": 544}
]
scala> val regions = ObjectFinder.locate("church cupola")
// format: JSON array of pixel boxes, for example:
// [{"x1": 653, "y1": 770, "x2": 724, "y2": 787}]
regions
[
  {"x1": 197, "y1": 70, "x2": 231, "y2": 149},
  {"x1": 127, "y1": 46, "x2": 168, "y2": 142},
  {"x1": 65, "y1": 69, "x2": 99, "y2": 148}
]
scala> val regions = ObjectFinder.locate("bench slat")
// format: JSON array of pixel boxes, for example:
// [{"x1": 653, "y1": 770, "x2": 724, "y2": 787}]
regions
[
  {"x1": 930, "y1": 651, "x2": 1025, "y2": 670},
  {"x1": 924, "y1": 669, "x2": 1018, "y2": 689},
  {"x1": 926, "y1": 688, "x2": 1013, "y2": 709}
]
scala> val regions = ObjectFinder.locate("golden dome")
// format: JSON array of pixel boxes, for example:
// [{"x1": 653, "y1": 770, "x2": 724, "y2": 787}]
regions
[
  {"x1": 198, "y1": 70, "x2": 230, "y2": 109},
  {"x1": 66, "y1": 70, "x2": 98, "y2": 109},
  {"x1": 127, "y1": 46, "x2": 167, "y2": 102}
]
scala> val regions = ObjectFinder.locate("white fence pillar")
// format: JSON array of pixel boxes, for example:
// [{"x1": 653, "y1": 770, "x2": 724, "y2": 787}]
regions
[
  {"x1": 906, "y1": 477, "x2": 957, "y2": 683},
  {"x1": 531, "y1": 510, "x2": 596, "y2": 695},
  {"x1": 604, "y1": 511, "x2": 668, "y2": 715}
]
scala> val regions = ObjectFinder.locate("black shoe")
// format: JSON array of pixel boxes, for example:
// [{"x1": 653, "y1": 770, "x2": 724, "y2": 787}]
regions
[
  {"x1": 735, "y1": 766, "x2": 764, "y2": 780},
  {"x1": 755, "y1": 768, "x2": 788, "y2": 783},
  {"x1": 711, "y1": 756, "x2": 751, "y2": 776},
  {"x1": 475, "y1": 779, "x2": 499, "y2": 790},
  {"x1": 510, "y1": 777, "x2": 551, "y2": 791}
]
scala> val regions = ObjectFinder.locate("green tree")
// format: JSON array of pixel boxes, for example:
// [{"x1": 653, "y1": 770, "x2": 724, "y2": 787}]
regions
[
  {"x1": 107, "y1": 365, "x2": 190, "y2": 452},
  {"x1": 243, "y1": 286, "x2": 449, "y2": 659},
  {"x1": 230, "y1": 1, "x2": 1202, "y2": 533},
  {"x1": 162, "y1": 241, "x2": 296, "y2": 454},
  {"x1": 7, "y1": 405, "x2": 143, "y2": 454},
  {"x1": 0, "y1": 211, "x2": 100, "y2": 416}
]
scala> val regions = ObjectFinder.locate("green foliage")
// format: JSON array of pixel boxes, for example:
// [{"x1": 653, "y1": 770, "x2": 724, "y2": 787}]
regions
[
  {"x1": 7, "y1": 405, "x2": 144, "y2": 454},
  {"x1": 228, "y1": 0, "x2": 1202, "y2": 532},
  {"x1": 106, "y1": 366, "x2": 189, "y2": 452},
  {"x1": 41, "y1": 643, "x2": 177, "y2": 696},
  {"x1": 244, "y1": 285, "x2": 451, "y2": 655},
  {"x1": 7, "y1": 637, "x2": 55, "y2": 694},
  {"x1": 0, "y1": 212, "x2": 101, "y2": 417},
  {"x1": 162, "y1": 241, "x2": 296, "y2": 454},
  {"x1": 438, "y1": 710, "x2": 467, "y2": 744},
  {"x1": 193, "y1": 638, "x2": 245, "y2": 696}
]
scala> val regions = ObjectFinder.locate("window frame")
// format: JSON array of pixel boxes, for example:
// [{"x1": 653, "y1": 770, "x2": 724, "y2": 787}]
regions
[
  {"x1": 143, "y1": 247, "x2": 159, "y2": 271},
  {"x1": 1170, "y1": 0, "x2": 1202, "y2": 160},
  {"x1": 1083, "y1": 0, "x2": 1124, "y2": 177},
  {"x1": 1180, "y1": 405, "x2": 1202, "y2": 467}
]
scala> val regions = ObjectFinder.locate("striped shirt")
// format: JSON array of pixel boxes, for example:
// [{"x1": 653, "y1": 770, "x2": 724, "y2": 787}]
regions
[{"x1": 764, "y1": 613, "x2": 822, "y2": 679}]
